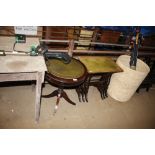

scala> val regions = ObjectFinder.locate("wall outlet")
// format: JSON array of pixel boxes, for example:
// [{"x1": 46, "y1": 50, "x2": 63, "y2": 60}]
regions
[{"x1": 15, "y1": 34, "x2": 26, "y2": 43}]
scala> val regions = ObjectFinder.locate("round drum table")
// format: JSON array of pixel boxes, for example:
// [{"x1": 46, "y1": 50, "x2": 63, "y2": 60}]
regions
[{"x1": 42, "y1": 58, "x2": 87, "y2": 114}]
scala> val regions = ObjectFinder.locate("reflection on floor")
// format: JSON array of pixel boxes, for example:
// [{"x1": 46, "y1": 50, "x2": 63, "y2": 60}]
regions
[{"x1": 0, "y1": 84, "x2": 155, "y2": 129}]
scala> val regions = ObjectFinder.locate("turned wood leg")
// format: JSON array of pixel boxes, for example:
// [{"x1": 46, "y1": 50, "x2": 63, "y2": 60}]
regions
[
  {"x1": 105, "y1": 74, "x2": 111, "y2": 98},
  {"x1": 80, "y1": 86, "x2": 85, "y2": 102},
  {"x1": 76, "y1": 87, "x2": 82, "y2": 102},
  {"x1": 104, "y1": 84, "x2": 108, "y2": 98},
  {"x1": 76, "y1": 85, "x2": 86, "y2": 102},
  {"x1": 84, "y1": 82, "x2": 89, "y2": 102},
  {"x1": 53, "y1": 93, "x2": 61, "y2": 115},
  {"x1": 97, "y1": 86, "x2": 104, "y2": 100}
]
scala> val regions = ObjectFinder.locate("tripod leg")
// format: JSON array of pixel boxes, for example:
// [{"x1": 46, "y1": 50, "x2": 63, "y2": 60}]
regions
[
  {"x1": 42, "y1": 90, "x2": 58, "y2": 98},
  {"x1": 61, "y1": 90, "x2": 76, "y2": 105}
]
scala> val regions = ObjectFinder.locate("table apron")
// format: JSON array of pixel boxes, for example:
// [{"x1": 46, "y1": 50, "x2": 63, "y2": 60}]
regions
[{"x1": 0, "y1": 72, "x2": 39, "y2": 82}]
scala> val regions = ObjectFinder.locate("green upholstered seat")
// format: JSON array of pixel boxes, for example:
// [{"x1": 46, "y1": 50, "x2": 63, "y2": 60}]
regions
[{"x1": 46, "y1": 58, "x2": 86, "y2": 79}]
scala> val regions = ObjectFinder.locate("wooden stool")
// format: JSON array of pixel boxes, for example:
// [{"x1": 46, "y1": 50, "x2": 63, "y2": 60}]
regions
[{"x1": 42, "y1": 58, "x2": 87, "y2": 114}]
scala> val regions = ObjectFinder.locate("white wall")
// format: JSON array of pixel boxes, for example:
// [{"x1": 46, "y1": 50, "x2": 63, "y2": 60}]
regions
[{"x1": 0, "y1": 36, "x2": 39, "y2": 52}]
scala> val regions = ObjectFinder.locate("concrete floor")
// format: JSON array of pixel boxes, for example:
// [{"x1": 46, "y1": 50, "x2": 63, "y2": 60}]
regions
[{"x1": 0, "y1": 83, "x2": 155, "y2": 129}]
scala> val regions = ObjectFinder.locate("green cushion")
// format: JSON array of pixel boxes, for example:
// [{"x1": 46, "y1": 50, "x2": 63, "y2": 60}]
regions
[{"x1": 46, "y1": 58, "x2": 85, "y2": 79}]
